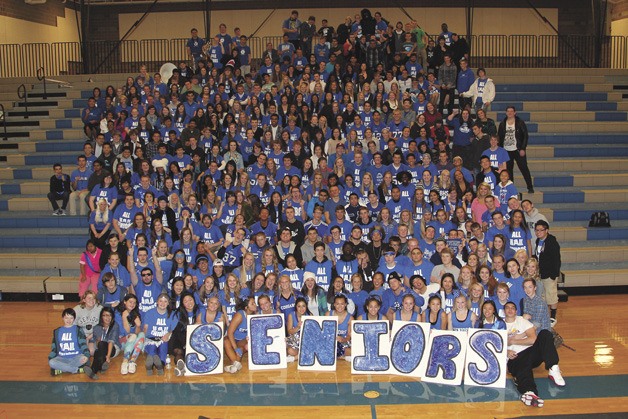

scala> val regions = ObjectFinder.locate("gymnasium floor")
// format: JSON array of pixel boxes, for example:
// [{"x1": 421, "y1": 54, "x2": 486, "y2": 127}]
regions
[{"x1": 0, "y1": 294, "x2": 627, "y2": 418}]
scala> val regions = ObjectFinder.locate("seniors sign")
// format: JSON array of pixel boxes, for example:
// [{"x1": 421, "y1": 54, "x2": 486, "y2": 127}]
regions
[{"x1": 185, "y1": 315, "x2": 507, "y2": 388}]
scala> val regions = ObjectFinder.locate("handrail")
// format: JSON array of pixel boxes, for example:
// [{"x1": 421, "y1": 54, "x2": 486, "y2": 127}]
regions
[
  {"x1": 0, "y1": 34, "x2": 626, "y2": 78},
  {"x1": 36, "y1": 66, "x2": 47, "y2": 99},
  {"x1": 0, "y1": 104, "x2": 7, "y2": 141},
  {"x1": 17, "y1": 84, "x2": 28, "y2": 119}
]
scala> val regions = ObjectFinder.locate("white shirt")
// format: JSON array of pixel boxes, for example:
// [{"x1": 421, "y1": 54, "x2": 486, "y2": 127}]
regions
[{"x1": 505, "y1": 316, "x2": 534, "y2": 354}]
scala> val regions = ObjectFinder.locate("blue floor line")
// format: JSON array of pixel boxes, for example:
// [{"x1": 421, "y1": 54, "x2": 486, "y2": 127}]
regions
[{"x1": 0, "y1": 374, "x2": 626, "y2": 406}]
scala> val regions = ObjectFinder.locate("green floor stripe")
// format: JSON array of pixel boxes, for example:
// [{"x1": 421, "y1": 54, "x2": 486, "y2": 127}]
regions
[{"x1": 0, "y1": 374, "x2": 626, "y2": 406}]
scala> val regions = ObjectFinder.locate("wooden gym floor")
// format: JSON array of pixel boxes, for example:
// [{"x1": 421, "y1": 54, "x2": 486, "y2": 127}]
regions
[{"x1": 0, "y1": 294, "x2": 627, "y2": 418}]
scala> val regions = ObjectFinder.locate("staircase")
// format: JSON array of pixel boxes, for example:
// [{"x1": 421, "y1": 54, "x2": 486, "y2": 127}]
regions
[
  {"x1": 489, "y1": 68, "x2": 628, "y2": 289},
  {"x1": 0, "y1": 75, "x2": 127, "y2": 300}
]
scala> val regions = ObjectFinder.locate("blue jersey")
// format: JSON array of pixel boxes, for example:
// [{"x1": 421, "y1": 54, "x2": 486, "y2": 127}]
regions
[
  {"x1": 381, "y1": 288, "x2": 407, "y2": 315},
  {"x1": 250, "y1": 184, "x2": 274, "y2": 206},
  {"x1": 71, "y1": 168, "x2": 92, "y2": 191},
  {"x1": 187, "y1": 36, "x2": 206, "y2": 56},
  {"x1": 171, "y1": 241, "x2": 197, "y2": 265},
  {"x1": 221, "y1": 242, "x2": 245, "y2": 269},
  {"x1": 388, "y1": 120, "x2": 407, "y2": 138},
  {"x1": 348, "y1": 290, "x2": 369, "y2": 318},
  {"x1": 208, "y1": 45, "x2": 223, "y2": 69},
  {"x1": 508, "y1": 226, "x2": 530, "y2": 253},
  {"x1": 451, "y1": 310, "x2": 475, "y2": 331},
  {"x1": 277, "y1": 291, "x2": 302, "y2": 320},
  {"x1": 402, "y1": 260, "x2": 435, "y2": 284},
  {"x1": 450, "y1": 118, "x2": 473, "y2": 147},
  {"x1": 281, "y1": 268, "x2": 305, "y2": 290},
  {"x1": 54, "y1": 325, "x2": 82, "y2": 357},
  {"x1": 304, "y1": 258, "x2": 334, "y2": 291},
  {"x1": 328, "y1": 219, "x2": 353, "y2": 242},
  {"x1": 250, "y1": 221, "x2": 278, "y2": 245},
  {"x1": 385, "y1": 198, "x2": 412, "y2": 223},
  {"x1": 303, "y1": 220, "x2": 329, "y2": 240},
  {"x1": 133, "y1": 185, "x2": 159, "y2": 206},
  {"x1": 441, "y1": 290, "x2": 460, "y2": 314},
  {"x1": 197, "y1": 224, "x2": 223, "y2": 244},
  {"x1": 216, "y1": 203, "x2": 238, "y2": 226},
  {"x1": 233, "y1": 310, "x2": 249, "y2": 341},
  {"x1": 367, "y1": 164, "x2": 388, "y2": 186},
  {"x1": 496, "y1": 182, "x2": 518, "y2": 207},
  {"x1": 425, "y1": 308, "x2": 444, "y2": 330},
  {"x1": 395, "y1": 310, "x2": 419, "y2": 322},
  {"x1": 505, "y1": 275, "x2": 525, "y2": 313},
  {"x1": 482, "y1": 147, "x2": 510, "y2": 171},
  {"x1": 143, "y1": 308, "x2": 177, "y2": 339},
  {"x1": 135, "y1": 280, "x2": 164, "y2": 314},
  {"x1": 238, "y1": 45, "x2": 251, "y2": 65},
  {"x1": 91, "y1": 185, "x2": 118, "y2": 206},
  {"x1": 99, "y1": 265, "x2": 131, "y2": 289},
  {"x1": 336, "y1": 259, "x2": 358, "y2": 290},
  {"x1": 219, "y1": 289, "x2": 251, "y2": 322}
]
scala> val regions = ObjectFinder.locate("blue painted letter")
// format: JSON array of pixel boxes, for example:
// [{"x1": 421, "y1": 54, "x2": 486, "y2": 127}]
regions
[
  {"x1": 186, "y1": 324, "x2": 221, "y2": 374},
  {"x1": 353, "y1": 321, "x2": 389, "y2": 371},
  {"x1": 425, "y1": 335, "x2": 461, "y2": 380},
  {"x1": 298, "y1": 319, "x2": 337, "y2": 367},
  {"x1": 390, "y1": 323, "x2": 425, "y2": 373},
  {"x1": 250, "y1": 315, "x2": 283, "y2": 366},
  {"x1": 467, "y1": 330, "x2": 503, "y2": 385}
]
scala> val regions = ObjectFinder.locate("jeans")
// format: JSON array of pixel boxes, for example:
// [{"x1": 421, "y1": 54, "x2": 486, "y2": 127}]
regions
[{"x1": 49, "y1": 354, "x2": 88, "y2": 373}]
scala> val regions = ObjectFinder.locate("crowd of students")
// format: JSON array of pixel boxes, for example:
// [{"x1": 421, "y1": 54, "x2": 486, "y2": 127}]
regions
[{"x1": 47, "y1": 9, "x2": 564, "y2": 407}]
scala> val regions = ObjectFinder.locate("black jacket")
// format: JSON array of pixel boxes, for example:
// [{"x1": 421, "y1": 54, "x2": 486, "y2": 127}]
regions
[
  {"x1": 49, "y1": 174, "x2": 71, "y2": 195},
  {"x1": 536, "y1": 234, "x2": 561, "y2": 279},
  {"x1": 498, "y1": 116, "x2": 529, "y2": 151}
]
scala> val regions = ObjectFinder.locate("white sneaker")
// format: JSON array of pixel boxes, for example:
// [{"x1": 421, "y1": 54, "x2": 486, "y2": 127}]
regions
[
  {"x1": 120, "y1": 360, "x2": 129, "y2": 375},
  {"x1": 52, "y1": 209, "x2": 60, "y2": 216},
  {"x1": 286, "y1": 355, "x2": 295, "y2": 363},
  {"x1": 549, "y1": 365, "x2": 565, "y2": 387},
  {"x1": 521, "y1": 391, "x2": 544, "y2": 407},
  {"x1": 550, "y1": 318, "x2": 557, "y2": 328},
  {"x1": 344, "y1": 355, "x2": 352, "y2": 362},
  {"x1": 128, "y1": 362, "x2": 137, "y2": 374},
  {"x1": 233, "y1": 360, "x2": 242, "y2": 372},
  {"x1": 175, "y1": 359, "x2": 186, "y2": 376},
  {"x1": 59, "y1": 209, "x2": 67, "y2": 216},
  {"x1": 224, "y1": 364, "x2": 236, "y2": 373}
]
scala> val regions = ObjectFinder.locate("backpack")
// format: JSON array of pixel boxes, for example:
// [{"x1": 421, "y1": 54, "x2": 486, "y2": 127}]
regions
[{"x1": 589, "y1": 211, "x2": 611, "y2": 227}]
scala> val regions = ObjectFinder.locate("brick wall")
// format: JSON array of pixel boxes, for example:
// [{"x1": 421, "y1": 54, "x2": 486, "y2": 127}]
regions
[{"x1": 0, "y1": 0, "x2": 67, "y2": 26}]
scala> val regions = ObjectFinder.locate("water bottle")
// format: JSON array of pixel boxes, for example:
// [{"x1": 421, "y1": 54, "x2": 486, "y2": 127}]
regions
[{"x1": 165, "y1": 356, "x2": 171, "y2": 369}]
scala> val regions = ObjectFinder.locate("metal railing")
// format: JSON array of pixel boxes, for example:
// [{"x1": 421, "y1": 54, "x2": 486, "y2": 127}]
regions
[
  {"x1": 0, "y1": 104, "x2": 7, "y2": 141},
  {"x1": 36, "y1": 66, "x2": 47, "y2": 99},
  {"x1": 17, "y1": 84, "x2": 28, "y2": 118},
  {"x1": 0, "y1": 34, "x2": 626, "y2": 78}
]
